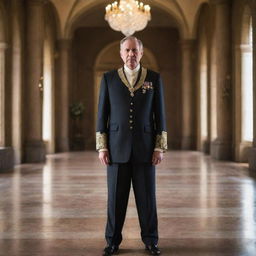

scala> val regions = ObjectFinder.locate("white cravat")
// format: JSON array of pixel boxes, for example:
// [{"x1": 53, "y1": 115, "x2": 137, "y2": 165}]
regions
[{"x1": 124, "y1": 64, "x2": 140, "y2": 87}]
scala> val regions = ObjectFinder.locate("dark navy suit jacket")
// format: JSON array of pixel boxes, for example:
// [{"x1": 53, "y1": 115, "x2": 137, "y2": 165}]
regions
[{"x1": 96, "y1": 67, "x2": 167, "y2": 163}]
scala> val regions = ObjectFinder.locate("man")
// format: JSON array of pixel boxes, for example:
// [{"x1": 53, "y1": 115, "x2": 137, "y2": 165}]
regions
[{"x1": 96, "y1": 36, "x2": 167, "y2": 256}]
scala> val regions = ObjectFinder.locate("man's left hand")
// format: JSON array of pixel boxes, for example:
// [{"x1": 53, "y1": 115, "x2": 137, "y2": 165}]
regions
[{"x1": 152, "y1": 151, "x2": 164, "y2": 165}]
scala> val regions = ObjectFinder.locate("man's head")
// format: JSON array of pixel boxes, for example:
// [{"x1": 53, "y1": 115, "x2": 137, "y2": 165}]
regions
[{"x1": 120, "y1": 36, "x2": 143, "y2": 70}]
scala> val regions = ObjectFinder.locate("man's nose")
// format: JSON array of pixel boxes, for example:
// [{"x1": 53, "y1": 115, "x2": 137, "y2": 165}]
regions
[{"x1": 128, "y1": 50, "x2": 134, "y2": 56}]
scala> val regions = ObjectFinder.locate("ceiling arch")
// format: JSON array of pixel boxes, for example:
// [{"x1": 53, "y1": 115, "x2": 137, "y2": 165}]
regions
[{"x1": 50, "y1": 0, "x2": 209, "y2": 39}]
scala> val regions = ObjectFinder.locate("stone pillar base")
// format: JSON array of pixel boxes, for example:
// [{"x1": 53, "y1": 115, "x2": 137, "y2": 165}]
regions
[
  {"x1": 234, "y1": 141, "x2": 252, "y2": 162},
  {"x1": 249, "y1": 147, "x2": 256, "y2": 171},
  {"x1": 24, "y1": 140, "x2": 46, "y2": 163},
  {"x1": 211, "y1": 138, "x2": 232, "y2": 160},
  {"x1": 181, "y1": 136, "x2": 195, "y2": 150},
  {"x1": 169, "y1": 138, "x2": 181, "y2": 150},
  {"x1": 202, "y1": 140, "x2": 210, "y2": 154},
  {"x1": 0, "y1": 147, "x2": 14, "y2": 171},
  {"x1": 56, "y1": 137, "x2": 69, "y2": 152}
]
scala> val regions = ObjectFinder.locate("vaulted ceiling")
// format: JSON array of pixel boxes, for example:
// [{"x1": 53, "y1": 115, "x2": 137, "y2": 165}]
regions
[{"x1": 50, "y1": 0, "x2": 209, "y2": 39}]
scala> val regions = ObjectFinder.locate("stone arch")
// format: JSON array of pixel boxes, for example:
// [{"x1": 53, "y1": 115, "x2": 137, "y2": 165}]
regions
[
  {"x1": 45, "y1": 1, "x2": 61, "y2": 39},
  {"x1": 192, "y1": 2, "x2": 211, "y2": 39},
  {"x1": 93, "y1": 40, "x2": 159, "y2": 131},
  {"x1": 67, "y1": 1, "x2": 184, "y2": 149},
  {"x1": 65, "y1": 0, "x2": 188, "y2": 39}
]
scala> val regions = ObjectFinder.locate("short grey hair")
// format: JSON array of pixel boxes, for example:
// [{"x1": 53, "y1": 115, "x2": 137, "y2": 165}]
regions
[{"x1": 120, "y1": 36, "x2": 143, "y2": 51}]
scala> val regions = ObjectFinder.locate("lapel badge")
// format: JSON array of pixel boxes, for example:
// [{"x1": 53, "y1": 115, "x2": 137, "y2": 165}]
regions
[{"x1": 142, "y1": 81, "x2": 153, "y2": 94}]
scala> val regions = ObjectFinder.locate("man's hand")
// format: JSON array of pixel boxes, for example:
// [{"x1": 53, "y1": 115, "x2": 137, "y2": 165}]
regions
[
  {"x1": 99, "y1": 151, "x2": 110, "y2": 165},
  {"x1": 152, "y1": 151, "x2": 164, "y2": 165}
]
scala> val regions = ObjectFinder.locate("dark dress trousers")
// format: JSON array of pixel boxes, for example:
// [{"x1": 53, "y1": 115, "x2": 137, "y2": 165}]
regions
[{"x1": 96, "y1": 66, "x2": 167, "y2": 246}]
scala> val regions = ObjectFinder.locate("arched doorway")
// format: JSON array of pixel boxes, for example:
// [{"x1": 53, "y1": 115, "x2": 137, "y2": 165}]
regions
[{"x1": 68, "y1": 2, "x2": 183, "y2": 150}]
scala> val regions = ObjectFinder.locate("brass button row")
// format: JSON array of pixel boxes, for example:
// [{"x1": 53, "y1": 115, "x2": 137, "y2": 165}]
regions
[{"x1": 130, "y1": 101, "x2": 134, "y2": 129}]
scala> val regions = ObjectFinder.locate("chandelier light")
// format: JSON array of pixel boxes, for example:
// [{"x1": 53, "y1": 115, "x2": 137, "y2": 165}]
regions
[{"x1": 105, "y1": 0, "x2": 151, "y2": 36}]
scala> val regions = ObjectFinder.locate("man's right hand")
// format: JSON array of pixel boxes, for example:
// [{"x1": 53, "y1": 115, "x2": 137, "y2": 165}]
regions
[{"x1": 99, "y1": 151, "x2": 110, "y2": 165}]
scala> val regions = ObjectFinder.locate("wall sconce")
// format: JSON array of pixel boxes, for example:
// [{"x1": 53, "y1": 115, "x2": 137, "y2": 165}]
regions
[{"x1": 38, "y1": 76, "x2": 44, "y2": 92}]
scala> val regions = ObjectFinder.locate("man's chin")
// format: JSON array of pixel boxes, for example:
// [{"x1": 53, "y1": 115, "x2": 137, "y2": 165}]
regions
[{"x1": 127, "y1": 62, "x2": 137, "y2": 69}]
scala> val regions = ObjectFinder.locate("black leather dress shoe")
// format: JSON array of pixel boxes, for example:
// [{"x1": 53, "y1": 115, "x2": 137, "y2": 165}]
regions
[
  {"x1": 145, "y1": 244, "x2": 161, "y2": 255},
  {"x1": 102, "y1": 245, "x2": 119, "y2": 256}
]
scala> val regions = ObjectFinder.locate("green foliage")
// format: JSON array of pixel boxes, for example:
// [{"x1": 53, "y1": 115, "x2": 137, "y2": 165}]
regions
[{"x1": 70, "y1": 102, "x2": 85, "y2": 119}]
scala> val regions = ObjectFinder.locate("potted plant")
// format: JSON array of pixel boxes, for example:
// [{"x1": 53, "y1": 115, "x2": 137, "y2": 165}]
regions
[{"x1": 70, "y1": 102, "x2": 85, "y2": 150}]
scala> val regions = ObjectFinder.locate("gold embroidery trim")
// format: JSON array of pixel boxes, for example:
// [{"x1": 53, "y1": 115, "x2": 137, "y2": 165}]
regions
[
  {"x1": 96, "y1": 132, "x2": 107, "y2": 151},
  {"x1": 155, "y1": 131, "x2": 168, "y2": 151},
  {"x1": 118, "y1": 67, "x2": 147, "y2": 95}
]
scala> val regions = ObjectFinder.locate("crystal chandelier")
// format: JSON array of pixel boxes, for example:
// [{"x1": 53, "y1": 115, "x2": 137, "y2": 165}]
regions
[{"x1": 105, "y1": 0, "x2": 151, "y2": 36}]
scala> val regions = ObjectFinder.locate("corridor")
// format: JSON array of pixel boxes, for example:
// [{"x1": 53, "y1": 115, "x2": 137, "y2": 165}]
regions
[{"x1": 0, "y1": 151, "x2": 255, "y2": 256}]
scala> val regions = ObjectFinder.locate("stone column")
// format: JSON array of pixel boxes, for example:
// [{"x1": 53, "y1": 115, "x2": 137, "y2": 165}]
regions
[
  {"x1": 180, "y1": 40, "x2": 197, "y2": 149},
  {"x1": 24, "y1": 0, "x2": 46, "y2": 162},
  {"x1": 55, "y1": 40, "x2": 70, "y2": 152},
  {"x1": 249, "y1": 4, "x2": 256, "y2": 171},
  {"x1": 0, "y1": 42, "x2": 14, "y2": 171},
  {"x1": 0, "y1": 42, "x2": 8, "y2": 147},
  {"x1": 11, "y1": 0, "x2": 22, "y2": 164},
  {"x1": 210, "y1": 0, "x2": 232, "y2": 160}
]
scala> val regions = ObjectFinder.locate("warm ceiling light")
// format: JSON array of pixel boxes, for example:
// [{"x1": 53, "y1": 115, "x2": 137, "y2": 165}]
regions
[{"x1": 105, "y1": 0, "x2": 151, "y2": 36}]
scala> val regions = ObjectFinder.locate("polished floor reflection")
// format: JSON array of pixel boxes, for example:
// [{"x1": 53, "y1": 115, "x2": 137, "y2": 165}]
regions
[{"x1": 0, "y1": 151, "x2": 256, "y2": 255}]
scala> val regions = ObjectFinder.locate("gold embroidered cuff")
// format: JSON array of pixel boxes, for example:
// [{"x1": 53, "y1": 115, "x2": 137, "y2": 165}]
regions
[
  {"x1": 155, "y1": 131, "x2": 168, "y2": 151},
  {"x1": 96, "y1": 132, "x2": 107, "y2": 151}
]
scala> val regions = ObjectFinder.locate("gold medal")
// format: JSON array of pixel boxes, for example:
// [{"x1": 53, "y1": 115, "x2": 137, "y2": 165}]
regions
[{"x1": 130, "y1": 88, "x2": 135, "y2": 97}]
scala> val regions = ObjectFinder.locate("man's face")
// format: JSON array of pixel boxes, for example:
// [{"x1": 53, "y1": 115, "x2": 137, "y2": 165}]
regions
[{"x1": 120, "y1": 39, "x2": 143, "y2": 70}]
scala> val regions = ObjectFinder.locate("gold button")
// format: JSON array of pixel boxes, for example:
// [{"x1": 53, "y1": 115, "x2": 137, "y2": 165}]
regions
[
  {"x1": 130, "y1": 115, "x2": 133, "y2": 118},
  {"x1": 130, "y1": 109, "x2": 133, "y2": 112},
  {"x1": 130, "y1": 102, "x2": 133, "y2": 105},
  {"x1": 130, "y1": 126, "x2": 133, "y2": 129},
  {"x1": 129, "y1": 120, "x2": 133, "y2": 123}
]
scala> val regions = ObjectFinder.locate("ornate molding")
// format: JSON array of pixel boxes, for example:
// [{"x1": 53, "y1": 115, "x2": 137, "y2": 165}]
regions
[
  {"x1": 96, "y1": 132, "x2": 107, "y2": 151},
  {"x1": 155, "y1": 131, "x2": 168, "y2": 151}
]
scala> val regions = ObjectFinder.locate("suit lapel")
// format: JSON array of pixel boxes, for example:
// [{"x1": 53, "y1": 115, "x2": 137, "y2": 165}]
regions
[{"x1": 118, "y1": 67, "x2": 147, "y2": 96}]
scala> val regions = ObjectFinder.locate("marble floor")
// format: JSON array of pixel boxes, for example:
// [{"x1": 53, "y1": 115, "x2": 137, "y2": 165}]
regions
[{"x1": 0, "y1": 151, "x2": 256, "y2": 256}]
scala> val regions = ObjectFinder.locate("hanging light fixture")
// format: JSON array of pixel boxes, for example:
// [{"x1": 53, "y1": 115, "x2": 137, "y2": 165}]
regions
[{"x1": 105, "y1": 0, "x2": 151, "y2": 36}]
